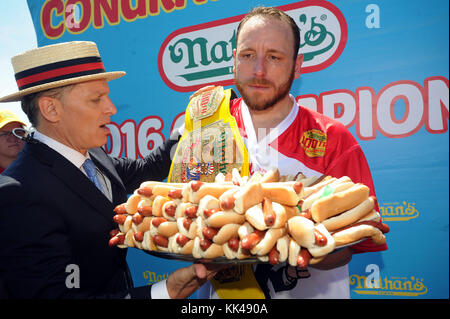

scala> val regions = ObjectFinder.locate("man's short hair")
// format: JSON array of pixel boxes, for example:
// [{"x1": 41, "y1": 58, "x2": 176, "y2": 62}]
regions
[{"x1": 236, "y1": 6, "x2": 300, "y2": 60}]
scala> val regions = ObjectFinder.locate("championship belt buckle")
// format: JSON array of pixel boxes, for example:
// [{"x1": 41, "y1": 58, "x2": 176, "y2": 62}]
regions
[{"x1": 189, "y1": 86, "x2": 225, "y2": 121}]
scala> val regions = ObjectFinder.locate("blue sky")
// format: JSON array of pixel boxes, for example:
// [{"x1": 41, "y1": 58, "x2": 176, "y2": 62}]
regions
[{"x1": 0, "y1": 0, "x2": 37, "y2": 126}]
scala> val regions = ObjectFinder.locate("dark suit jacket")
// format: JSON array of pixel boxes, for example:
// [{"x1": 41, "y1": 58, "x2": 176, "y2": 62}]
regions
[{"x1": 0, "y1": 133, "x2": 179, "y2": 298}]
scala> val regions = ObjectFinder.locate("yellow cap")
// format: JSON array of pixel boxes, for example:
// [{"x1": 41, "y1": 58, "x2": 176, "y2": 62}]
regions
[{"x1": 0, "y1": 109, "x2": 26, "y2": 129}]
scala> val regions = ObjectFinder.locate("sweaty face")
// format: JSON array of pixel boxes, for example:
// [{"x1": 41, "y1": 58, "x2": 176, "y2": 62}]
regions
[
  {"x1": 234, "y1": 17, "x2": 299, "y2": 111},
  {"x1": 56, "y1": 79, "x2": 116, "y2": 154}
]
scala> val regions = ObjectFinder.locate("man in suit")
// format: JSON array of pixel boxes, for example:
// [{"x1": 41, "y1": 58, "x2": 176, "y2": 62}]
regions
[{"x1": 0, "y1": 41, "x2": 221, "y2": 298}]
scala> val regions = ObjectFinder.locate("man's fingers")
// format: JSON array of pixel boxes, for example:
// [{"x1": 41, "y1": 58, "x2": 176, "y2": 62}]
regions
[{"x1": 193, "y1": 263, "x2": 207, "y2": 279}]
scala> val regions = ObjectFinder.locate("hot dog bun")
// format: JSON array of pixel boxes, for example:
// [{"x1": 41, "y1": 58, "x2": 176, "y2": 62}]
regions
[
  {"x1": 302, "y1": 176, "x2": 352, "y2": 212},
  {"x1": 259, "y1": 168, "x2": 280, "y2": 183},
  {"x1": 192, "y1": 237, "x2": 224, "y2": 259},
  {"x1": 251, "y1": 227, "x2": 287, "y2": 256},
  {"x1": 223, "y1": 237, "x2": 251, "y2": 260},
  {"x1": 162, "y1": 200, "x2": 178, "y2": 221},
  {"x1": 322, "y1": 196, "x2": 376, "y2": 231},
  {"x1": 169, "y1": 234, "x2": 194, "y2": 254},
  {"x1": 287, "y1": 216, "x2": 315, "y2": 248},
  {"x1": 177, "y1": 217, "x2": 198, "y2": 239},
  {"x1": 190, "y1": 182, "x2": 237, "y2": 204},
  {"x1": 152, "y1": 195, "x2": 170, "y2": 217},
  {"x1": 233, "y1": 182, "x2": 264, "y2": 214},
  {"x1": 197, "y1": 195, "x2": 220, "y2": 219},
  {"x1": 211, "y1": 223, "x2": 241, "y2": 245},
  {"x1": 332, "y1": 221, "x2": 389, "y2": 247},
  {"x1": 245, "y1": 201, "x2": 288, "y2": 230},
  {"x1": 307, "y1": 223, "x2": 335, "y2": 257},
  {"x1": 125, "y1": 193, "x2": 141, "y2": 214},
  {"x1": 150, "y1": 218, "x2": 178, "y2": 238},
  {"x1": 205, "y1": 210, "x2": 246, "y2": 228},
  {"x1": 142, "y1": 230, "x2": 156, "y2": 251},
  {"x1": 275, "y1": 235, "x2": 290, "y2": 263},
  {"x1": 261, "y1": 182, "x2": 303, "y2": 206},
  {"x1": 311, "y1": 183, "x2": 370, "y2": 223},
  {"x1": 132, "y1": 216, "x2": 151, "y2": 233}
]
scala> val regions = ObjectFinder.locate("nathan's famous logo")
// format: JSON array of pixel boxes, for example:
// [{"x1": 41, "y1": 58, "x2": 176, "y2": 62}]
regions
[
  {"x1": 300, "y1": 129, "x2": 327, "y2": 157},
  {"x1": 350, "y1": 265, "x2": 428, "y2": 297},
  {"x1": 379, "y1": 201, "x2": 419, "y2": 221},
  {"x1": 143, "y1": 270, "x2": 170, "y2": 285},
  {"x1": 158, "y1": 0, "x2": 347, "y2": 92}
]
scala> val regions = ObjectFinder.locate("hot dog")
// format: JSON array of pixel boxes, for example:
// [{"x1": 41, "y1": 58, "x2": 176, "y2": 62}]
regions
[
  {"x1": 124, "y1": 229, "x2": 135, "y2": 248},
  {"x1": 124, "y1": 193, "x2": 141, "y2": 214},
  {"x1": 250, "y1": 227, "x2": 287, "y2": 256},
  {"x1": 203, "y1": 209, "x2": 246, "y2": 228},
  {"x1": 332, "y1": 218, "x2": 390, "y2": 247},
  {"x1": 321, "y1": 196, "x2": 376, "y2": 231},
  {"x1": 177, "y1": 216, "x2": 198, "y2": 239},
  {"x1": 174, "y1": 202, "x2": 198, "y2": 219},
  {"x1": 133, "y1": 231, "x2": 145, "y2": 249},
  {"x1": 301, "y1": 176, "x2": 352, "y2": 213},
  {"x1": 206, "y1": 223, "x2": 241, "y2": 245},
  {"x1": 245, "y1": 198, "x2": 292, "y2": 230},
  {"x1": 287, "y1": 238, "x2": 312, "y2": 268},
  {"x1": 221, "y1": 181, "x2": 264, "y2": 214},
  {"x1": 151, "y1": 195, "x2": 171, "y2": 217},
  {"x1": 108, "y1": 232, "x2": 125, "y2": 247},
  {"x1": 192, "y1": 236, "x2": 224, "y2": 259},
  {"x1": 260, "y1": 181, "x2": 303, "y2": 206},
  {"x1": 185, "y1": 180, "x2": 237, "y2": 204},
  {"x1": 267, "y1": 235, "x2": 290, "y2": 265},
  {"x1": 238, "y1": 222, "x2": 286, "y2": 257},
  {"x1": 151, "y1": 183, "x2": 184, "y2": 198},
  {"x1": 287, "y1": 216, "x2": 335, "y2": 257},
  {"x1": 259, "y1": 168, "x2": 280, "y2": 183},
  {"x1": 162, "y1": 200, "x2": 178, "y2": 221},
  {"x1": 131, "y1": 214, "x2": 152, "y2": 233},
  {"x1": 142, "y1": 230, "x2": 156, "y2": 251},
  {"x1": 222, "y1": 237, "x2": 251, "y2": 260},
  {"x1": 150, "y1": 217, "x2": 178, "y2": 238},
  {"x1": 152, "y1": 234, "x2": 170, "y2": 251},
  {"x1": 113, "y1": 213, "x2": 133, "y2": 233},
  {"x1": 197, "y1": 194, "x2": 246, "y2": 227},
  {"x1": 169, "y1": 233, "x2": 194, "y2": 254},
  {"x1": 311, "y1": 183, "x2": 370, "y2": 223}
]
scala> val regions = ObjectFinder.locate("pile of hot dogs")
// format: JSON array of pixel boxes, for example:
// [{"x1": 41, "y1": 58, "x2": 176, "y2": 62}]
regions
[{"x1": 109, "y1": 169, "x2": 389, "y2": 267}]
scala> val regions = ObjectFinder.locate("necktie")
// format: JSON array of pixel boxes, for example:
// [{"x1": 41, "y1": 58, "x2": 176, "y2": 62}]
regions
[{"x1": 82, "y1": 158, "x2": 105, "y2": 194}]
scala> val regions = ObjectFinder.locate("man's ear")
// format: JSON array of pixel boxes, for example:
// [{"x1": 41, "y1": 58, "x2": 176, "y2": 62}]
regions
[
  {"x1": 37, "y1": 96, "x2": 61, "y2": 123},
  {"x1": 294, "y1": 54, "x2": 304, "y2": 80}
]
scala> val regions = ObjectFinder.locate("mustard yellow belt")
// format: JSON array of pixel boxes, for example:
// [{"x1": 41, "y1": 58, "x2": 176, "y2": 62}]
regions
[{"x1": 168, "y1": 86, "x2": 265, "y2": 299}]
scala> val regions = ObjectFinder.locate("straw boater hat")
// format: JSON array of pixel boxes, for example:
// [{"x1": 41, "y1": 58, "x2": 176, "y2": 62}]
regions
[{"x1": 0, "y1": 41, "x2": 125, "y2": 103}]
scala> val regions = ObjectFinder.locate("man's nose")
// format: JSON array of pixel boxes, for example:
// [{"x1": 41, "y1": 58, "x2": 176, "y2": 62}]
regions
[
  {"x1": 105, "y1": 97, "x2": 117, "y2": 115},
  {"x1": 253, "y1": 56, "x2": 267, "y2": 77}
]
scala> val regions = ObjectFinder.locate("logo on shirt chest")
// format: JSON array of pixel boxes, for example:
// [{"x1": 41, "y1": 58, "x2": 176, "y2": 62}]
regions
[{"x1": 300, "y1": 129, "x2": 327, "y2": 157}]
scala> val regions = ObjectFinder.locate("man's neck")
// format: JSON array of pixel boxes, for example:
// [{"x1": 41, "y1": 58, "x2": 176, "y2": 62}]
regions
[
  {"x1": 246, "y1": 95, "x2": 294, "y2": 141},
  {"x1": 37, "y1": 125, "x2": 87, "y2": 156}
]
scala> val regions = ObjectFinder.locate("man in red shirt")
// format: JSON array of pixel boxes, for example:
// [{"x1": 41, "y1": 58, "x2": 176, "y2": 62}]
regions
[{"x1": 198, "y1": 6, "x2": 386, "y2": 299}]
